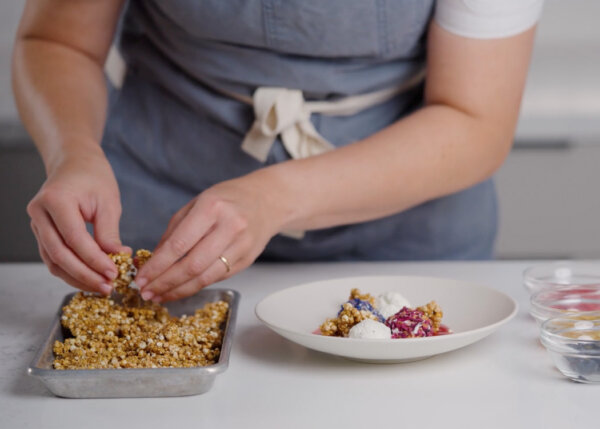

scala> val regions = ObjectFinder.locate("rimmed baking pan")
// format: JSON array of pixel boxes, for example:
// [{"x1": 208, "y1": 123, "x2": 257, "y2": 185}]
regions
[{"x1": 28, "y1": 288, "x2": 240, "y2": 398}]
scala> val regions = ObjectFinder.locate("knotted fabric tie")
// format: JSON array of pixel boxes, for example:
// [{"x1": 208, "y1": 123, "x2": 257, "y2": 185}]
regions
[{"x1": 241, "y1": 88, "x2": 335, "y2": 162}]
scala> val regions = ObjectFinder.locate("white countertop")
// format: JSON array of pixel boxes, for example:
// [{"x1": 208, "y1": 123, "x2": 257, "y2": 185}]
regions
[{"x1": 1, "y1": 261, "x2": 597, "y2": 428}]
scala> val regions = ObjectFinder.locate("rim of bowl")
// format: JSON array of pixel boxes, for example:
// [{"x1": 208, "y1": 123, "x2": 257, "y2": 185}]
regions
[
  {"x1": 540, "y1": 312, "x2": 600, "y2": 353},
  {"x1": 530, "y1": 289, "x2": 600, "y2": 323},
  {"x1": 523, "y1": 262, "x2": 600, "y2": 292}
]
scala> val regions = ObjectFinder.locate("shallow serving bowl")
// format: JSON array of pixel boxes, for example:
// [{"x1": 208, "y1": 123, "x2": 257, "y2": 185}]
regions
[
  {"x1": 256, "y1": 275, "x2": 517, "y2": 363},
  {"x1": 540, "y1": 313, "x2": 600, "y2": 383},
  {"x1": 28, "y1": 289, "x2": 240, "y2": 398},
  {"x1": 523, "y1": 262, "x2": 600, "y2": 295}
]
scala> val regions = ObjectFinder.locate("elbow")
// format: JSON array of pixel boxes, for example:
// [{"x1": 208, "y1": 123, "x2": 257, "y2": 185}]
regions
[
  {"x1": 476, "y1": 124, "x2": 515, "y2": 182},
  {"x1": 443, "y1": 100, "x2": 517, "y2": 182},
  {"x1": 425, "y1": 95, "x2": 520, "y2": 183}
]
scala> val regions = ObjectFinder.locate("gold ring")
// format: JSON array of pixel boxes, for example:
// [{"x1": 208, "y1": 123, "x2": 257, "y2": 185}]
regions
[{"x1": 219, "y1": 255, "x2": 231, "y2": 273}]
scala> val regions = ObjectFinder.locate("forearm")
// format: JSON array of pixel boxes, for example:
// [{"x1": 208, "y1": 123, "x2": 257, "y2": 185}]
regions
[
  {"x1": 258, "y1": 103, "x2": 513, "y2": 231},
  {"x1": 12, "y1": 37, "x2": 108, "y2": 174}
]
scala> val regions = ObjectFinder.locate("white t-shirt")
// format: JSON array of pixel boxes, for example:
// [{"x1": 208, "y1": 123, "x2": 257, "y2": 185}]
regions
[{"x1": 435, "y1": 0, "x2": 545, "y2": 39}]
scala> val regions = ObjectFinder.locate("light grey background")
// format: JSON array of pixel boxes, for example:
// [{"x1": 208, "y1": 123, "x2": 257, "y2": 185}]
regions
[
  {"x1": 1, "y1": 0, "x2": 599, "y2": 261},
  {"x1": 0, "y1": 1, "x2": 24, "y2": 122}
]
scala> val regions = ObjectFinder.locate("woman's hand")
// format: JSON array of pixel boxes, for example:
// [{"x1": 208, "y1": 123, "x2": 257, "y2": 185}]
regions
[
  {"x1": 27, "y1": 145, "x2": 130, "y2": 295},
  {"x1": 135, "y1": 174, "x2": 286, "y2": 302}
]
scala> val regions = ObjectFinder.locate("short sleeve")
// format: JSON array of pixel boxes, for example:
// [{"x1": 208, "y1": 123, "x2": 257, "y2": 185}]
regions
[{"x1": 434, "y1": 0, "x2": 545, "y2": 39}]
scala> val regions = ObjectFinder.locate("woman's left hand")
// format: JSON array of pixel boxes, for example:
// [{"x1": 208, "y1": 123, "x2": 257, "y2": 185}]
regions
[{"x1": 135, "y1": 174, "x2": 286, "y2": 302}]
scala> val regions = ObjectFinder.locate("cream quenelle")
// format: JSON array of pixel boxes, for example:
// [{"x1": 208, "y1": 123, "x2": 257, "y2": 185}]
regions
[{"x1": 348, "y1": 319, "x2": 392, "y2": 339}]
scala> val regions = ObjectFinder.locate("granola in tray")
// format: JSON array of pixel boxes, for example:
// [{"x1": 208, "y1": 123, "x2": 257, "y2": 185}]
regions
[{"x1": 52, "y1": 250, "x2": 229, "y2": 369}]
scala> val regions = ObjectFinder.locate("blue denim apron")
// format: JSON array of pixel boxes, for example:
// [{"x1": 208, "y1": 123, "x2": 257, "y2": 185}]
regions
[{"x1": 102, "y1": 0, "x2": 497, "y2": 261}]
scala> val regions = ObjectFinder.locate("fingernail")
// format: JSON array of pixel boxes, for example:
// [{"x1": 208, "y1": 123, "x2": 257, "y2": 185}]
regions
[
  {"x1": 99, "y1": 283, "x2": 113, "y2": 295},
  {"x1": 105, "y1": 269, "x2": 117, "y2": 280},
  {"x1": 136, "y1": 277, "x2": 148, "y2": 288},
  {"x1": 141, "y1": 290, "x2": 154, "y2": 301}
]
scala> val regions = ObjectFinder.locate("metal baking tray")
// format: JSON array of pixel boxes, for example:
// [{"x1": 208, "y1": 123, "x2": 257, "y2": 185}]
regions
[{"x1": 28, "y1": 288, "x2": 240, "y2": 398}]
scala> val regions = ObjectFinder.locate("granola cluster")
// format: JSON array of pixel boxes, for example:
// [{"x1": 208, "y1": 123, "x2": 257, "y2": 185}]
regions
[
  {"x1": 349, "y1": 288, "x2": 376, "y2": 306},
  {"x1": 108, "y1": 250, "x2": 152, "y2": 306},
  {"x1": 417, "y1": 301, "x2": 443, "y2": 332},
  {"x1": 52, "y1": 250, "x2": 229, "y2": 370}
]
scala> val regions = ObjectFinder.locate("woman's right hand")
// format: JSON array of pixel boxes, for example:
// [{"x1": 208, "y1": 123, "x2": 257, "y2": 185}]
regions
[{"x1": 27, "y1": 144, "x2": 130, "y2": 295}]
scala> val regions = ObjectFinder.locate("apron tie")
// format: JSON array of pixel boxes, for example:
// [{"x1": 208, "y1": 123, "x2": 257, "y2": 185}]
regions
[{"x1": 241, "y1": 88, "x2": 335, "y2": 162}]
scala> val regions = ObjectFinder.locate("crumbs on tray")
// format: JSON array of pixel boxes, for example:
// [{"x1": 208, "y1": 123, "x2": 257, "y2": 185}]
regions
[
  {"x1": 318, "y1": 288, "x2": 451, "y2": 339},
  {"x1": 52, "y1": 250, "x2": 229, "y2": 370}
]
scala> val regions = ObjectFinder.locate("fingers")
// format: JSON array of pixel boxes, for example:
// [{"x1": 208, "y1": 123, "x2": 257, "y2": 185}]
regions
[
  {"x1": 33, "y1": 223, "x2": 112, "y2": 295},
  {"x1": 94, "y1": 203, "x2": 130, "y2": 254},
  {"x1": 136, "y1": 202, "x2": 214, "y2": 288},
  {"x1": 158, "y1": 258, "x2": 227, "y2": 302},
  {"x1": 159, "y1": 237, "x2": 254, "y2": 303},
  {"x1": 140, "y1": 220, "x2": 237, "y2": 300},
  {"x1": 31, "y1": 207, "x2": 114, "y2": 291},
  {"x1": 45, "y1": 199, "x2": 118, "y2": 280},
  {"x1": 154, "y1": 235, "x2": 255, "y2": 302},
  {"x1": 154, "y1": 200, "x2": 194, "y2": 251}
]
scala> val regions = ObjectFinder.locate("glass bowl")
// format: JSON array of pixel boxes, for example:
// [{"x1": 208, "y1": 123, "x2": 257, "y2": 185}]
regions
[
  {"x1": 540, "y1": 313, "x2": 600, "y2": 383},
  {"x1": 524, "y1": 262, "x2": 600, "y2": 295},
  {"x1": 530, "y1": 286, "x2": 600, "y2": 326}
]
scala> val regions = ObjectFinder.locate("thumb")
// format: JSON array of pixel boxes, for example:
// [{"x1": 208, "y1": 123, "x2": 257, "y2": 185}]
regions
[{"x1": 94, "y1": 204, "x2": 130, "y2": 254}]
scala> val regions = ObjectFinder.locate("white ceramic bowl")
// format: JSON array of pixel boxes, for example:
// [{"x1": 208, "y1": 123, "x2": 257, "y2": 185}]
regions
[{"x1": 255, "y1": 275, "x2": 517, "y2": 363}]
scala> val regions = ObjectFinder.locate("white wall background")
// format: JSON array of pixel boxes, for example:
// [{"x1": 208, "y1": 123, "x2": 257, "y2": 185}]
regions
[
  {"x1": 496, "y1": 0, "x2": 600, "y2": 259},
  {"x1": 0, "y1": 1, "x2": 25, "y2": 122}
]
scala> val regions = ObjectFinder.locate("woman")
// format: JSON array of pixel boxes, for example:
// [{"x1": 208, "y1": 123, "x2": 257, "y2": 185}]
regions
[{"x1": 13, "y1": 0, "x2": 543, "y2": 302}]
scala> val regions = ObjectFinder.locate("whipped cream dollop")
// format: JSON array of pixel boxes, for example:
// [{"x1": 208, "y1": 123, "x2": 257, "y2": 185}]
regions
[
  {"x1": 376, "y1": 291, "x2": 411, "y2": 319},
  {"x1": 348, "y1": 319, "x2": 391, "y2": 339}
]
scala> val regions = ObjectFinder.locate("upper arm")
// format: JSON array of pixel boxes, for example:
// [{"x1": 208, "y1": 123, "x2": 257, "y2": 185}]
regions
[
  {"x1": 425, "y1": 22, "x2": 535, "y2": 135},
  {"x1": 16, "y1": 0, "x2": 126, "y2": 66},
  {"x1": 425, "y1": 0, "x2": 542, "y2": 140}
]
